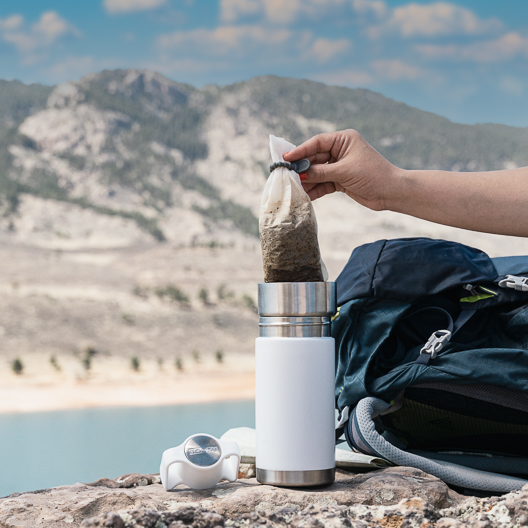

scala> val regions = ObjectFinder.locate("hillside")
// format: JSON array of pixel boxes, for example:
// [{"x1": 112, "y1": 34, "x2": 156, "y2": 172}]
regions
[
  {"x1": 1, "y1": 70, "x2": 528, "y2": 247},
  {"x1": 3, "y1": 69, "x2": 528, "y2": 383}
]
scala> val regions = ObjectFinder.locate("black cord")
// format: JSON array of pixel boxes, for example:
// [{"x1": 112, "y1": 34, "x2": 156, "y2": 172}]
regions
[{"x1": 269, "y1": 161, "x2": 296, "y2": 173}]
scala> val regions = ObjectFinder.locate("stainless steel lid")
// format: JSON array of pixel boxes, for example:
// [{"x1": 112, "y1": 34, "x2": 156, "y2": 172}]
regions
[
  {"x1": 258, "y1": 282, "x2": 336, "y2": 317},
  {"x1": 184, "y1": 435, "x2": 222, "y2": 466}
]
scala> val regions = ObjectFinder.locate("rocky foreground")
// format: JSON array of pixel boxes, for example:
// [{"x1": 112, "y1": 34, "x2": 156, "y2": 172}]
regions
[{"x1": 1, "y1": 467, "x2": 527, "y2": 527}]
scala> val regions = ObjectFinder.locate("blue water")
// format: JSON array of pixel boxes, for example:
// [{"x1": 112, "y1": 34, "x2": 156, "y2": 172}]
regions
[{"x1": 0, "y1": 400, "x2": 255, "y2": 498}]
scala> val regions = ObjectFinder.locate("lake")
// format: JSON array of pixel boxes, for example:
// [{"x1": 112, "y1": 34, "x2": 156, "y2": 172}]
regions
[{"x1": 0, "y1": 399, "x2": 255, "y2": 498}]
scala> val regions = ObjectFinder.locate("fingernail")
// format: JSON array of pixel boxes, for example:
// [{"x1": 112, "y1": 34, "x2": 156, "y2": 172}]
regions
[{"x1": 299, "y1": 173, "x2": 307, "y2": 181}]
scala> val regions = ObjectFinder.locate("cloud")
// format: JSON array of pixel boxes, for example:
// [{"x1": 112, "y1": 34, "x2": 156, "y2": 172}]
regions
[
  {"x1": 370, "y1": 59, "x2": 424, "y2": 80},
  {"x1": 220, "y1": 0, "x2": 263, "y2": 23},
  {"x1": 158, "y1": 24, "x2": 298, "y2": 57},
  {"x1": 416, "y1": 32, "x2": 528, "y2": 62},
  {"x1": 368, "y1": 2, "x2": 502, "y2": 39},
  {"x1": 158, "y1": 24, "x2": 351, "y2": 68},
  {"x1": 103, "y1": 0, "x2": 167, "y2": 14},
  {"x1": 351, "y1": 0, "x2": 386, "y2": 17},
  {"x1": 1, "y1": 11, "x2": 80, "y2": 53},
  {"x1": 49, "y1": 56, "x2": 96, "y2": 76},
  {"x1": 308, "y1": 38, "x2": 351, "y2": 62},
  {"x1": 0, "y1": 14, "x2": 23, "y2": 31},
  {"x1": 220, "y1": 0, "x2": 382, "y2": 25},
  {"x1": 316, "y1": 59, "x2": 428, "y2": 87},
  {"x1": 499, "y1": 76, "x2": 524, "y2": 96}
]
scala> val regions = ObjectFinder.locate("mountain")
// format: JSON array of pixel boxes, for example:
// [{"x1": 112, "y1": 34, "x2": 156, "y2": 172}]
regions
[
  {"x1": 3, "y1": 69, "x2": 528, "y2": 368},
  {"x1": 1, "y1": 69, "x2": 528, "y2": 248}
]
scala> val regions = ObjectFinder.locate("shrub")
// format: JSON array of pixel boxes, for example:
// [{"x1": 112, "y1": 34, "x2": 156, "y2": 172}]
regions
[
  {"x1": 198, "y1": 287, "x2": 209, "y2": 305},
  {"x1": 82, "y1": 347, "x2": 97, "y2": 371},
  {"x1": 50, "y1": 355, "x2": 61, "y2": 371},
  {"x1": 155, "y1": 285, "x2": 189, "y2": 304},
  {"x1": 12, "y1": 358, "x2": 23, "y2": 375},
  {"x1": 215, "y1": 349, "x2": 224, "y2": 363},
  {"x1": 217, "y1": 283, "x2": 234, "y2": 301},
  {"x1": 175, "y1": 356, "x2": 183, "y2": 371},
  {"x1": 132, "y1": 284, "x2": 149, "y2": 298},
  {"x1": 131, "y1": 356, "x2": 140, "y2": 371},
  {"x1": 122, "y1": 313, "x2": 134, "y2": 325},
  {"x1": 192, "y1": 350, "x2": 200, "y2": 363},
  {"x1": 241, "y1": 294, "x2": 258, "y2": 313}
]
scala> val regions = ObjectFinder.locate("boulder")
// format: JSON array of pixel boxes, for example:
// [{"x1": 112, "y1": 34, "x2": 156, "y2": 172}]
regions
[{"x1": 1, "y1": 468, "x2": 527, "y2": 527}]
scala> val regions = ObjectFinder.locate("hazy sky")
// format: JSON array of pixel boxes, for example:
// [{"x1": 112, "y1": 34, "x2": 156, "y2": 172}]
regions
[{"x1": 1, "y1": 0, "x2": 527, "y2": 127}]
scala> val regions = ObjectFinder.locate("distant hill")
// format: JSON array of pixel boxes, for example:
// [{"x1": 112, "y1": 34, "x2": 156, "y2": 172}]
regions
[{"x1": 0, "y1": 69, "x2": 527, "y2": 245}]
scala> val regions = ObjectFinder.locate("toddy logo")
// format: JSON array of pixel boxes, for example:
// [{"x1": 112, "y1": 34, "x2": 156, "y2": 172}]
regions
[{"x1": 188, "y1": 446, "x2": 220, "y2": 456}]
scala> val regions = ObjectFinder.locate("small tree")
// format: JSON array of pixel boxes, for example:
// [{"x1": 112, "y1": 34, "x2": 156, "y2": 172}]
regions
[
  {"x1": 50, "y1": 355, "x2": 61, "y2": 371},
  {"x1": 175, "y1": 356, "x2": 183, "y2": 371},
  {"x1": 82, "y1": 347, "x2": 97, "y2": 372},
  {"x1": 198, "y1": 287, "x2": 209, "y2": 305},
  {"x1": 215, "y1": 349, "x2": 224, "y2": 363},
  {"x1": 241, "y1": 294, "x2": 258, "y2": 313},
  {"x1": 131, "y1": 356, "x2": 140, "y2": 372},
  {"x1": 12, "y1": 358, "x2": 23, "y2": 375},
  {"x1": 217, "y1": 283, "x2": 234, "y2": 301}
]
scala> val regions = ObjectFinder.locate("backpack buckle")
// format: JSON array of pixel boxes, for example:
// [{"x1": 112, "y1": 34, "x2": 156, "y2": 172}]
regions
[
  {"x1": 419, "y1": 329, "x2": 452, "y2": 359},
  {"x1": 498, "y1": 275, "x2": 528, "y2": 292}
]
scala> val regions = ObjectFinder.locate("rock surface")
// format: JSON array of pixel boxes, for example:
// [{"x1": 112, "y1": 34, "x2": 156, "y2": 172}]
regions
[{"x1": 3, "y1": 466, "x2": 521, "y2": 528}]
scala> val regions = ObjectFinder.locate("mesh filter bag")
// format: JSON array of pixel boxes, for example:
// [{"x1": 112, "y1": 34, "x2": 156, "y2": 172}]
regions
[{"x1": 260, "y1": 135, "x2": 327, "y2": 283}]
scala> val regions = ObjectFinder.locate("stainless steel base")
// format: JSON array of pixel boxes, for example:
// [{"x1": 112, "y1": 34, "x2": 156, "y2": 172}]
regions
[{"x1": 256, "y1": 468, "x2": 335, "y2": 487}]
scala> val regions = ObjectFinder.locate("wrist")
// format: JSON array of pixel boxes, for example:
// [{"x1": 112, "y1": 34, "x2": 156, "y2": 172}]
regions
[{"x1": 380, "y1": 165, "x2": 410, "y2": 213}]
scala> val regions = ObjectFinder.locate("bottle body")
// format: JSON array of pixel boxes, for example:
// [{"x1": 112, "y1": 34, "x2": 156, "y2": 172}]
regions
[{"x1": 255, "y1": 336, "x2": 336, "y2": 486}]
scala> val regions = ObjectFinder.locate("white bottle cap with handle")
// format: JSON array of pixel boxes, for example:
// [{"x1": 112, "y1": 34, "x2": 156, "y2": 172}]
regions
[{"x1": 160, "y1": 433, "x2": 241, "y2": 490}]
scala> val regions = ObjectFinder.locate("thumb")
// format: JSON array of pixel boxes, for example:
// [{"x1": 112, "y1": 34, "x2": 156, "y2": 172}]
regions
[{"x1": 304, "y1": 161, "x2": 343, "y2": 184}]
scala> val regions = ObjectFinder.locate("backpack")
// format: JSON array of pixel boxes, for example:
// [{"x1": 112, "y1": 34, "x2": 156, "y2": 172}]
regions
[{"x1": 331, "y1": 237, "x2": 528, "y2": 493}]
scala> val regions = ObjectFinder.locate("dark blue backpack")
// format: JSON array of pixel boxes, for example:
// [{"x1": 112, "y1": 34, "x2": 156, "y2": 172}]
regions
[{"x1": 332, "y1": 238, "x2": 528, "y2": 493}]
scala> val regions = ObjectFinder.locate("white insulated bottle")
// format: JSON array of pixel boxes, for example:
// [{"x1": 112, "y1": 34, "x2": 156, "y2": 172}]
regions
[{"x1": 256, "y1": 282, "x2": 336, "y2": 487}]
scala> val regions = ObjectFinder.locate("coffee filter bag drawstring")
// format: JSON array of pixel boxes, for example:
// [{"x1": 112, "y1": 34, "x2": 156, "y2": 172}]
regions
[{"x1": 260, "y1": 134, "x2": 327, "y2": 283}]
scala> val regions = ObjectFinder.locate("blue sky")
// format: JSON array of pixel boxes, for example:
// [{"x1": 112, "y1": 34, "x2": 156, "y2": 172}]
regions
[{"x1": 0, "y1": 0, "x2": 527, "y2": 126}]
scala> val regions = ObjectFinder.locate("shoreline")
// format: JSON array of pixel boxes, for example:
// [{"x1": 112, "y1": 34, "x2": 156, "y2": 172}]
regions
[
  {"x1": 0, "y1": 354, "x2": 255, "y2": 414},
  {"x1": 0, "y1": 372, "x2": 255, "y2": 414}
]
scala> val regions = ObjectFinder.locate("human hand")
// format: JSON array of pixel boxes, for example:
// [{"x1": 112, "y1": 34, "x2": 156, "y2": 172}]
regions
[{"x1": 283, "y1": 129, "x2": 400, "y2": 211}]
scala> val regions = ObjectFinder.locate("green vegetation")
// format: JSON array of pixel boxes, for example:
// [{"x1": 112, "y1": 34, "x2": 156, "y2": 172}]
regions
[
  {"x1": 215, "y1": 349, "x2": 224, "y2": 363},
  {"x1": 175, "y1": 356, "x2": 183, "y2": 371},
  {"x1": 132, "y1": 284, "x2": 149, "y2": 298},
  {"x1": 241, "y1": 294, "x2": 258, "y2": 313},
  {"x1": 154, "y1": 284, "x2": 190, "y2": 304},
  {"x1": 192, "y1": 349, "x2": 200, "y2": 363},
  {"x1": 3, "y1": 70, "x2": 528, "y2": 247},
  {"x1": 82, "y1": 346, "x2": 97, "y2": 371},
  {"x1": 232, "y1": 75, "x2": 528, "y2": 171},
  {"x1": 50, "y1": 355, "x2": 61, "y2": 372},
  {"x1": 198, "y1": 287, "x2": 209, "y2": 305},
  {"x1": 122, "y1": 313, "x2": 134, "y2": 325},
  {"x1": 11, "y1": 358, "x2": 23, "y2": 375},
  {"x1": 0, "y1": 80, "x2": 51, "y2": 125},
  {"x1": 217, "y1": 283, "x2": 235, "y2": 301},
  {"x1": 131, "y1": 356, "x2": 140, "y2": 371}
]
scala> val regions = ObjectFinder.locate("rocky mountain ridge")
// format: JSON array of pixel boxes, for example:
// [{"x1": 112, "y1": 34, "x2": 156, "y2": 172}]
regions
[{"x1": 2, "y1": 69, "x2": 528, "y2": 250}]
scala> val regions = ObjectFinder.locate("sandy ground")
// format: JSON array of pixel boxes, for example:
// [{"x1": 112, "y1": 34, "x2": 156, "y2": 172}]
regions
[{"x1": 0, "y1": 352, "x2": 255, "y2": 413}]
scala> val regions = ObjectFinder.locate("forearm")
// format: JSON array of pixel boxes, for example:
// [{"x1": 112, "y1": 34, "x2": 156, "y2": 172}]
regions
[{"x1": 387, "y1": 167, "x2": 528, "y2": 237}]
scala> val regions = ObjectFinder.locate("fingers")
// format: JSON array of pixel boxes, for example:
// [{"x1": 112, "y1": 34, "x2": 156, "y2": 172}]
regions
[
  {"x1": 304, "y1": 160, "x2": 342, "y2": 184},
  {"x1": 305, "y1": 182, "x2": 338, "y2": 201},
  {"x1": 304, "y1": 152, "x2": 333, "y2": 165},
  {"x1": 284, "y1": 132, "x2": 338, "y2": 162}
]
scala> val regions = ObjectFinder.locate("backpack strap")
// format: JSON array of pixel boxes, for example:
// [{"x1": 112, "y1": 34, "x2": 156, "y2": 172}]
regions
[
  {"x1": 414, "y1": 308, "x2": 477, "y2": 366},
  {"x1": 348, "y1": 397, "x2": 528, "y2": 492}
]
